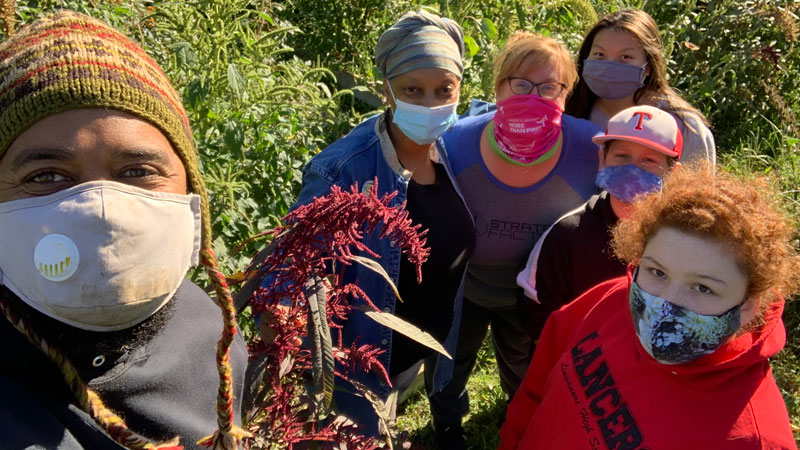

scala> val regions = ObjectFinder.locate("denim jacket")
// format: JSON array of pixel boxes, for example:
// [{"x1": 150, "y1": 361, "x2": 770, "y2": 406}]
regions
[{"x1": 276, "y1": 111, "x2": 470, "y2": 435}]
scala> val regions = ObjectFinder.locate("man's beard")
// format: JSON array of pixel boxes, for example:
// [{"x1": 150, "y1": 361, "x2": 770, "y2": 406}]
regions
[{"x1": 0, "y1": 285, "x2": 175, "y2": 378}]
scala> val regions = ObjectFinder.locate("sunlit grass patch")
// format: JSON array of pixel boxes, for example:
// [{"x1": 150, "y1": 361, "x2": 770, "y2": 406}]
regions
[{"x1": 397, "y1": 334, "x2": 507, "y2": 449}]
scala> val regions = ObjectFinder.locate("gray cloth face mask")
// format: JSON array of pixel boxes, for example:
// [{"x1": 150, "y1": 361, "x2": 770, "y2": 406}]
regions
[
  {"x1": 0, "y1": 181, "x2": 201, "y2": 331},
  {"x1": 582, "y1": 59, "x2": 648, "y2": 100}
]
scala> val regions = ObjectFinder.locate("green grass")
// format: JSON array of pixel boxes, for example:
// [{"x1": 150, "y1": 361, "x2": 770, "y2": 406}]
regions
[
  {"x1": 397, "y1": 335, "x2": 505, "y2": 449},
  {"x1": 720, "y1": 125, "x2": 800, "y2": 444}
]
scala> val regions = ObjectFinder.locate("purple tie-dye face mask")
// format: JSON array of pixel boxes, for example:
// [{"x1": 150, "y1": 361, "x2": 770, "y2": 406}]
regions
[{"x1": 595, "y1": 164, "x2": 662, "y2": 203}]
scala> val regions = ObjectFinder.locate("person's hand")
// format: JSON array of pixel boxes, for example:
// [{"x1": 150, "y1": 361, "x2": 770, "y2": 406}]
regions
[{"x1": 258, "y1": 305, "x2": 304, "y2": 346}]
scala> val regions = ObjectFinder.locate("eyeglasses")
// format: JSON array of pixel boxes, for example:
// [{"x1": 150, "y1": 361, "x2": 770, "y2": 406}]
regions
[{"x1": 506, "y1": 77, "x2": 567, "y2": 99}]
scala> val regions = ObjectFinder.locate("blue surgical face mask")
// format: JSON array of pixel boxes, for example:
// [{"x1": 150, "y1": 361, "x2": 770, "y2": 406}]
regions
[
  {"x1": 629, "y1": 276, "x2": 742, "y2": 364},
  {"x1": 582, "y1": 59, "x2": 648, "y2": 100},
  {"x1": 595, "y1": 164, "x2": 662, "y2": 203},
  {"x1": 388, "y1": 83, "x2": 459, "y2": 145}
]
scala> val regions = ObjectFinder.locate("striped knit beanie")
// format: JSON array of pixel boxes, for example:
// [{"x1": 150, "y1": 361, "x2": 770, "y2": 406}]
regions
[
  {"x1": 0, "y1": 10, "x2": 248, "y2": 449},
  {"x1": 0, "y1": 11, "x2": 205, "y2": 205},
  {"x1": 375, "y1": 9, "x2": 464, "y2": 80}
]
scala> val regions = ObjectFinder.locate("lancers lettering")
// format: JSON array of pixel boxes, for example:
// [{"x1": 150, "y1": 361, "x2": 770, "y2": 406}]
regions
[{"x1": 570, "y1": 331, "x2": 647, "y2": 450}]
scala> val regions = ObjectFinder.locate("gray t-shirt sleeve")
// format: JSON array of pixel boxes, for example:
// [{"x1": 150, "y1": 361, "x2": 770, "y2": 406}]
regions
[{"x1": 676, "y1": 111, "x2": 716, "y2": 165}]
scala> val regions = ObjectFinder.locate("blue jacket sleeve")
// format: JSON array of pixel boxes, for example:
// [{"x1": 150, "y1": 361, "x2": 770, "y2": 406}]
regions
[{"x1": 290, "y1": 159, "x2": 337, "y2": 212}]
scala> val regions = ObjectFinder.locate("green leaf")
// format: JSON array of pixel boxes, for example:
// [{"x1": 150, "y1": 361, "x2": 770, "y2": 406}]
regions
[
  {"x1": 186, "y1": 78, "x2": 208, "y2": 109},
  {"x1": 278, "y1": 353, "x2": 295, "y2": 379},
  {"x1": 224, "y1": 119, "x2": 245, "y2": 157},
  {"x1": 227, "y1": 62, "x2": 246, "y2": 99},
  {"x1": 464, "y1": 35, "x2": 480, "y2": 58},
  {"x1": 112, "y1": 6, "x2": 132, "y2": 16},
  {"x1": 347, "y1": 255, "x2": 402, "y2": 302},
  {"x1": 515, "y1": 0, "x2": 528, "y2": 29},
  {"x1": 355, "y1": 306, "x2": 451, "y2": 359},
  {"x1": 348, "y1": 379, "x2": 395, "y2": 448},
  {"x1": 212, "y1": 235, "x2": 228, "y2": 255},
  {"x1": 481, "y1": 18, "x2": 498, "y2": 41},
  {"x1": 256, "y1": 11, "x2": 274, "y2": 25},
  {"x1": 305, "y1": 276, "x2": 335, "y2": 416},
  {"x1": 168, "y1": 41, "x2": 196, "y2": 68}
]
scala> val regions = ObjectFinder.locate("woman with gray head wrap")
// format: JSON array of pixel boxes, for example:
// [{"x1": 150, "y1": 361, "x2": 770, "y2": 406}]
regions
[
  {"x1": 375, "y1": 9, "x2": 465, "y2": 147},
  {"x1": 271, "y1": 8, "x2": 476, "y2": 440},
  {"x1": 375, "y1": 9, "x2": 464, "y2": 81}
]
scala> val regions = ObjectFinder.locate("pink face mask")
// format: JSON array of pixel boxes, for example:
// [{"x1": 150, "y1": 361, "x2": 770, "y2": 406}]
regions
[{"x1": 493, "y1": 94, "x2": 563, "y2": 165}]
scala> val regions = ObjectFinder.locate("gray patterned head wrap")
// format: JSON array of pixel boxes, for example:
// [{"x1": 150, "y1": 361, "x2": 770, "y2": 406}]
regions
[{"x1": 375, "y1": 10, "x2": 464, "y2": 80}]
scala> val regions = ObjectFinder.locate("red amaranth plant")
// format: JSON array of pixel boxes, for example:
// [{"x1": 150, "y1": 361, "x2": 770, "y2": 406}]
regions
[
  {"x1": 338, "y1": 338, "x2": 390, "y2": 384},
  {"x1": 239, "y1": 179, "x2": 430, "y2": 449}
]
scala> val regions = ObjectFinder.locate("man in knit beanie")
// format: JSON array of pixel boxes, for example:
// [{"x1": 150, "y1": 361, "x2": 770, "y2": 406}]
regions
[{"x1": 0, "y1": 11, "x2": 248, "y2": 450}]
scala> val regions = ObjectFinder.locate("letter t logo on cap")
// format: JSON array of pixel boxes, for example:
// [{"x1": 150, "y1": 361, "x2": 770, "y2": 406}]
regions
[
  {"x1": 633, "y1": 111, "x2": 653, "y2": 130},
  {"x1": 591, "y1": 105, "x2": 684, "y2": 159}
]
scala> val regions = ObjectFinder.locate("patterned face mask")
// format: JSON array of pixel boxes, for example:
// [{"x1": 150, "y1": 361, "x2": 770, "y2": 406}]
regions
[
  {"x1": 629, "y1": 277, "x2": 742, "y2": 364},
  {"x1": 595, "y1": 164, "x2": 663, "y2": 204}
]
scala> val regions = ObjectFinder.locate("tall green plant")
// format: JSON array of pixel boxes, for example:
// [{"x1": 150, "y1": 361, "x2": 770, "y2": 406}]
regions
[
  {"x1": 141, "y1": 0, "x2": 357, "y2": 275},
  {"x1": 4, "y1": 0, "x2": 358, "y2": 278},
  {"x1": 720, "y1": 123, "x2": 800, "y2": 442},
  {"x1": 646, "y1": 0, "x2": 800, "y2": 152}
]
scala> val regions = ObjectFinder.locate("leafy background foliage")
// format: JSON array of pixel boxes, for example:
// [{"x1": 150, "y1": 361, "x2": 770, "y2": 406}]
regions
[{"x1": 3, "y1": 0, "x2": 800, "y2": 446}]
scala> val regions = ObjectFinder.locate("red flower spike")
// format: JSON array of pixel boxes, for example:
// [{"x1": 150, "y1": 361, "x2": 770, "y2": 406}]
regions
[{"x1": 243, "y1": 179, "x2": 429, "y2": 448}]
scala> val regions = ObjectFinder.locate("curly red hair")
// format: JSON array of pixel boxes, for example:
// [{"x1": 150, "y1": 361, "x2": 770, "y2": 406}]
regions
[{"x1": 612, "y1": 162, "x2": 800, "y2": 306}]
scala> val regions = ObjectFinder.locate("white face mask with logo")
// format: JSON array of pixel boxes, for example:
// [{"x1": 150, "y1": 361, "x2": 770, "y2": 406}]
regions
[{"x1": 0, "y1": 181, "x2": 201, "y2": 331}]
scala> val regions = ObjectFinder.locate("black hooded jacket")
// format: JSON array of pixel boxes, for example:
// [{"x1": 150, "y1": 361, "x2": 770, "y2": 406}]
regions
[{"x1": 0, "y1": 280, "x2": 247, "y2": 449}]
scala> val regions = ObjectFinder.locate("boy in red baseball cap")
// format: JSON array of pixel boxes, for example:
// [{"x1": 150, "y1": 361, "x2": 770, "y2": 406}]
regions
[{"x1": 516, "y1": 105, "x2": 683, "y2": 341}]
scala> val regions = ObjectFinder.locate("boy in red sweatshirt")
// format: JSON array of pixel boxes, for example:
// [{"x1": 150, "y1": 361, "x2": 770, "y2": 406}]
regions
[{"x1": 500, "y1": 164, "x2": 799, "y2": 450}]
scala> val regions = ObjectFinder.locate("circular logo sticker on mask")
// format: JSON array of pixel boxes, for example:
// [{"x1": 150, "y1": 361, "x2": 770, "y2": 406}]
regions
[{"x1": 34, "y1": 234, "x2": 80, "y2": 282}]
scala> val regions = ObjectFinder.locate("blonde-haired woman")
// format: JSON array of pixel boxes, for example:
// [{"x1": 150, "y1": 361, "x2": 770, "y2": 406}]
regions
[
  {"x1": 500, "y1": 162, "x2": 799, "y2": 449},
  {"x1": 566, "y1": 9, "x2": 715, "y2": 163},
  {"x1": 430, "y1": 31, "x2": 602, "y2": 448}
]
